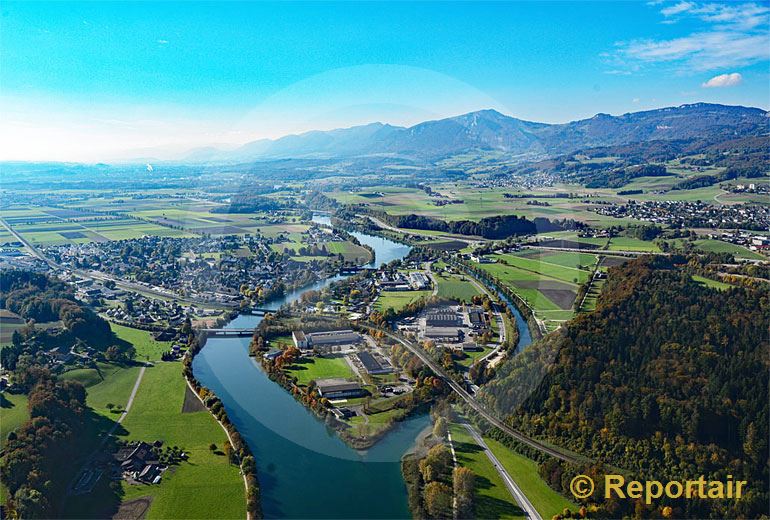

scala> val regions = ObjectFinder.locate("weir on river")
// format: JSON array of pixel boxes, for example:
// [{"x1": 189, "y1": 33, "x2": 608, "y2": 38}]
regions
[{"x1": 192, "y1": 217, "x2": 532, "y2": 518}]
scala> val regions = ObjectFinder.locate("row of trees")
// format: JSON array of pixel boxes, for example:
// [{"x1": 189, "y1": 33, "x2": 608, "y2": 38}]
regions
[{"x1": 183, "y1": 331, "x2": 262, "y2": 517}]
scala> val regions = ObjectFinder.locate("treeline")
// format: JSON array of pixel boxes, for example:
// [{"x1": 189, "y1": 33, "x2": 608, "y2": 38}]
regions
[
  {"x1": 1, "y1": 367, "x2": 89, "y2": 518},
  {"x1": 480, "y1": 255, "x2": 769, "y2": 518},
  {"x1": 370, "y1": 210, "x2": 552, "y2": 239},
  {"x1": 211, "y1": 194, "x2": 283, "y2": 213},
  {"x1": 403, "y1": 405, "x2": 476, "y2": 520},
  {"x1": 183, "y1": 330, "x2": 262, "y2": 518}
]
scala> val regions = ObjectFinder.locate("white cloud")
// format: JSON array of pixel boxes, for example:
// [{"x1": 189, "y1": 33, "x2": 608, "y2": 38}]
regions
[
  {"x1": 661, "y1": 1, "x2": 695, "y2": 17},
  {"x1": 157, "y1": 39, "x2": 169, "y2": 44},
  {"x1": 702, "y1": 72, "x2": 743, "y2": 88},
  {"x1": 608, "y1": 2, "x2": 770, "y2": 72}
]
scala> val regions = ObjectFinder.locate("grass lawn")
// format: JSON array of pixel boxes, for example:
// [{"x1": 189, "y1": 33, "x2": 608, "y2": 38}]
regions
[
  {"x1": 434, "y1": 273, "x2": 482, "y2": 302},
  {"x1": 110, "y1": 322, "x2": 173, "y2": 362},
  {"x1": 484, "y1": 437, "x2": 578, "y2": 520},
  {"x1": 693, "y1": 239, "x2": 766, "y2": 260},
  {"x1": 118, "y1": 362, "x2": 246, "y2": 519},
  {"x1": 374, "y1": 290, "x2": 432, "y2": 313},
  {"x1": 491, "y1": 254, "x2": 590, "y2": 285},
  {"x1": 285, "y1": 354, "x2": 355, "y2": 386},
  {"x1": 61, "y1": 362, "x2": 143, "y2": 418},
  {"x1": 449, "y1": 424, "x2": 525, "y2": 519},
  {"x1": 0, "y1": 392, "x2": 28, "y2": 447},
  {"x1": 692, "y1": 275, "x2": 733, "y2": 291},
  {"x1": 607, "y1": 237, "x2": 661, "y2": 252}
]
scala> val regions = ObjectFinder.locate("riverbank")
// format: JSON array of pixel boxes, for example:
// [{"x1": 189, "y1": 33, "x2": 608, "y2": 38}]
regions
[{"x1": 189, "y1": 226, "x2": 428, "y2": 518}]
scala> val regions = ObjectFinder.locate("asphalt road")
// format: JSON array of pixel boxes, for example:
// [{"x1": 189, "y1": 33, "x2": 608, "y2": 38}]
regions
[{"x1": 462, "y1": 423, "x2": 543, "y2": 520}]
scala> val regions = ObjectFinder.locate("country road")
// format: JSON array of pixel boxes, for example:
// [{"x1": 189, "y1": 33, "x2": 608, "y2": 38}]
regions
[
  {"x1": 116, "y1": 366, "x2": 146, "y2": 426},
  {"x1": 462, "y1": 423, "x2": 543, "y2": 520}
]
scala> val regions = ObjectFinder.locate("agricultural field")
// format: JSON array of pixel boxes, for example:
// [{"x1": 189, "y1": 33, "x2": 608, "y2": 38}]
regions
[
  {"x1": 117, "y1": 362, "x2": 246, "y2": 520},
  {"x1": 110, "y1": 323, "x2": 174, "y2": 361},
  {"x1": 693, "y1": 239, "x2": 766, "y2": 260},
  {"x1": 285, "y1": 354, "x2": 355, "y2": 386},
  {"x1": 374, "y1": 290, "x2": 432, "y2": 313},
  {"x1": 449, "y1": 424, "x2": 525, "y2": 520},
  {"x1": 326, "y1": 185, "x2": 646, "y2": 226},
  {"x1": 57, "y1": 323, "x2": 244, "y2": 518},
  {"x1": 3, "y1": 205, "x2": 194, "y2": 245},
  {"x1": 475, "y1": 250, "x2": 598, "y2": 329},
  {"x1": 61, "y1": 362, "x2": 143, "y2": 418}
]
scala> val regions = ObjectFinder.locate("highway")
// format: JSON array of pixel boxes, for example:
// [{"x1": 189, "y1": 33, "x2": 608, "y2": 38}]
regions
[
  {"x1": 462, "y1": 423, "x2": 543, "y2": 520},
  {"x1": 0, "y1": 217, "x2": 237, "y2": 309}
]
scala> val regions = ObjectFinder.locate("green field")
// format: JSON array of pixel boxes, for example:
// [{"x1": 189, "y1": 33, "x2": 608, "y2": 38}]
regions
[
  {"x1": 285, "y1": 354, "x2": 355, "y2": 386},
  {"x1": 434, "y1": 272, "x2": 481, "y2": 302},
  {"x1": 693, "y1": 239, "x2": 766, "y2": 260},
  {"x1": 374, "y1": 290, "x2": 432, "y2": 313},
  {"x1": 692, "y1": 275, "x2": 734, "y2": 291},
  {"x1": 484, "y1": 437, "x2": 578, "y2": 519},
  {"x1": 61, "y1": 362, "x2": 143, "y2": 418},
  {"x1": 0, "y1": 392, "x2": 28, "y2": 505},
  {"x1": 0, "y1": 392, "x2": 28, "y2": 446},
  {"x1": 118, "y1": 362, "x2": 246, "y2": 519},
  {"x1": 449, "y1": 424, "x2": 525, "y2": 519},
  {"x1": 607, "y1": 237, "x2": 661, "y2": 252},
  {"x1": 110, "y1": 322, "x2": 173, "y2": 361},
  {"x1": 60, "y1": 325, "x2": 245, "y2": 519}
]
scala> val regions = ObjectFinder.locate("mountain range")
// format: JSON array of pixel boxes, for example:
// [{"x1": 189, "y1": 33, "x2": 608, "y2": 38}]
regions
[{"x1": 184, "y1": 103, "x2": 768, "y2": 164}]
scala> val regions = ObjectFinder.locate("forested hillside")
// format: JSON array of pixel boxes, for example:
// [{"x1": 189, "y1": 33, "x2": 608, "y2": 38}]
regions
[{"x1": 480, "y1": 256, "x2": 769, "y2": 518}]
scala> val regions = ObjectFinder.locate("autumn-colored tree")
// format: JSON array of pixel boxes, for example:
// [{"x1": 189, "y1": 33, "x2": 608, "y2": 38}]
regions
[{"x1": 423, "y1": 481, "x2": 452, "y2": 519}]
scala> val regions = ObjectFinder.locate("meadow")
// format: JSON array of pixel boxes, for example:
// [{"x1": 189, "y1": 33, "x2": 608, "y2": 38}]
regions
[
  {"x1": 374, "y1": 290, "x2": 432, "y2": 313},
  {"x1": 483, "y1": 436, "x2": 578, "y2": 519},
  {"x1": 58, "y1": 325, "x2": 245, "y2": 519},
  {"x1": 434, "y1": 272, "x2": 482, "y2": 302},
  {"x1": 476, "y1": 250, "x2": 600, "y2": 329},
  {"x1": 449, "y1": 424, "x2": 525, "y2": 520}
]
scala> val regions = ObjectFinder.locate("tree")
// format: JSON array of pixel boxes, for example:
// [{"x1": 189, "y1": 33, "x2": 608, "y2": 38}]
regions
[
  {"x1": 209, "y1": 443, "x2": 217, "y2": 452},
  {"x1": 423, "y1": 481, "x2": 452, "y2": 519},
  {"x1": 453, "y1": 466, "x2": 475, "y2": 519},
  {"x1": 433, "y1": 417, "x2": 448, "y2": 440}
]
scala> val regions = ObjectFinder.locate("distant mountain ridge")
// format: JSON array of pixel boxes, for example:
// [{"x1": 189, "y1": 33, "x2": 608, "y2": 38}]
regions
[{"x1": 185, "y1": 103, "x2": 768, "y2": 163}]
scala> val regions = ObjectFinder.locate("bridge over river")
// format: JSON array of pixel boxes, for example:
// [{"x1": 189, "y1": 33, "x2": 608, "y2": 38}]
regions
[{"x1": 200, "y1": 328, "x2": 255, "y2": 337}]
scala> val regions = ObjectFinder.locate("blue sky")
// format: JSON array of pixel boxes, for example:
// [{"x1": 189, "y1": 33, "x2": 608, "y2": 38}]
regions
[{"x1": 1, "y1": 1, "x2": 768, "y2": 161}]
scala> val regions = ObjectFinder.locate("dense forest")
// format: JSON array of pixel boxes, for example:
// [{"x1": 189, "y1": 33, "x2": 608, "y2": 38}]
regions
[
  {"x1": 0, "y1": 270, "x2": 117, "y2": 370},
  {"x1": 1, "y1": 367, "x2": 90, "y2": 518},
  {"x1": 480, "y1": 256, "x2": 769, "y2": 518},
  {"x1": 0, "y1": 270, "x2": 109, "y2": 338},
  {"x1": 369, "y1": 211, "x2": 571, "y2": 239}
]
